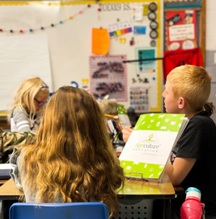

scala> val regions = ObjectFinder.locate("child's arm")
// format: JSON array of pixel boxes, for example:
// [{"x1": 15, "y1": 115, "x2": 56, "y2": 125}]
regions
[
  {"x1": 165, "y1": 157, "x2": 196, "y2": 186},
  {"x1": 11, "y1": 108, "x2": 31, "y2": 132},
  {"x1": 122, "y1": 126, "x2": 133, "y2": 143},
  {"x1": 9, "y1": 148, "x2": 23, "y2": 190}
]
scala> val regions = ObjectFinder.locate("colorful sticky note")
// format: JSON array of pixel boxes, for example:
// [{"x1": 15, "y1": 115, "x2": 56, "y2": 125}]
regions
[{"x1": 92, "y1": 28, "x2": 110, "y2": 55}]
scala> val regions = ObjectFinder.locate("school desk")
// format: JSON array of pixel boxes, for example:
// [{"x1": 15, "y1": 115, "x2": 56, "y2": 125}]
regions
[
  {"x1": 0, "y1": 178, "x2": 23, "y2": 200},
  {"x1": 116, "y1": 176, "x2": 175, "y2": 218},
  {"x1": 0, "y1": 179, "x2": 7, "y2": 185},
  {"x1": 0, "y1": 112, "x2": 10, "y2": 130},
  {"x1": 0, "y1": 177, "x2": 175, "y2": 200},
  {"x1": 0, "y1": 178, "x2": 175, "y2": 219}
]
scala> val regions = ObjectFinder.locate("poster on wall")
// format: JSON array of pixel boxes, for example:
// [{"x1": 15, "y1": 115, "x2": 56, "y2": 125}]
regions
[
  {"x1": 136, "y1": 48, "x2": 156, "y2": 74},
  {"x1": 165, "y1": 10, "x2": 197, "y2": 51},
  {"x1": 89, "y1": 55, "x2": 127, "y2": 102}
]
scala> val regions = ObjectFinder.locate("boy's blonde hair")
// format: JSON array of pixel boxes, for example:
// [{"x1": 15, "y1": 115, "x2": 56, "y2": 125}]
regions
[
  {"x1": 167, "y1": 65, "x2": 211, "y2": 112},
  {"x1": 9, "y1": 77, "x2": 49, "y2": 118}
]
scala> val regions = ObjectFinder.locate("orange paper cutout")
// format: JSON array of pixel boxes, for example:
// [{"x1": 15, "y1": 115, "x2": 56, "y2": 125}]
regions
[{"x1": 92, "y1": 28, "x2": 110, "y2": 55}]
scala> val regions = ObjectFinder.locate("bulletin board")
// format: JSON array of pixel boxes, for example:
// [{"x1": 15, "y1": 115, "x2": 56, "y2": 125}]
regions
[
  {"x1": 0, "y1": 0, "x2": 164, "y2": 112},
  {"x1": 164, "y1": 0, "x2": 206, "y2": 65}
]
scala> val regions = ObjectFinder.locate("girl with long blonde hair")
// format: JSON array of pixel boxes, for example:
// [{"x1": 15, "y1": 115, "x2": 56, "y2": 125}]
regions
[
  {"x1": 11, "y1": 86, "x2": 124, "y2": 218},
  {"x1": 9, "y1": 77, "x2": 49, "y2": 132}
]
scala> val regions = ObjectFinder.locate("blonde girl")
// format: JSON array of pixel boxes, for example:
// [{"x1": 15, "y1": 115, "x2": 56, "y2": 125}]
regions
[{"x1": 9, "y1": 77, "x2": 49, "y2": 132}]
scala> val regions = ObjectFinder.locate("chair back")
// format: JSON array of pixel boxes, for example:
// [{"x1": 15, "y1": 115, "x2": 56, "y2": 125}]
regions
[
  {"x1": 112, "y1": 197, "x2": 153, "y2": 219},
  {"x1": 9, "y1": 202, "x2": 109, "y2": 219}
]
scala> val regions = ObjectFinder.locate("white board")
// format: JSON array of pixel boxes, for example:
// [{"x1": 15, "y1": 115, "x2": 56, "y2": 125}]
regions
[{"x1": 0, "y1": 33, "x2": 52, "y2": 110}]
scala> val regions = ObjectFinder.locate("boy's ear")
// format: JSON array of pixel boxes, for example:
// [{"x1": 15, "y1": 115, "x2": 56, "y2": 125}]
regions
[{"x1": 178, "y1": 97, "x2": 185, "y2": 109}]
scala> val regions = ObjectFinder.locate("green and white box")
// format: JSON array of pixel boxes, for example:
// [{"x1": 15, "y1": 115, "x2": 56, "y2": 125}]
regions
[{"x1": 119, "y1": 113, "x2": 188, "y2": 181}]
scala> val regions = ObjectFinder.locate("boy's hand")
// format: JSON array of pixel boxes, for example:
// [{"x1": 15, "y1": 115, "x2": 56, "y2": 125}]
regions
[{"x1": 122, "y1": 126, "x2": 133, "y2": 143}]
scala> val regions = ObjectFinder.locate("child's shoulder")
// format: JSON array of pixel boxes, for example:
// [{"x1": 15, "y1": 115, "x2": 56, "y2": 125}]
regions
[
  {"x1": 12, "y1": 106, "x2": 28, "y2": 116},
  {"x1": 191, "y1": 111, "x2": 215, "y2": 127}
]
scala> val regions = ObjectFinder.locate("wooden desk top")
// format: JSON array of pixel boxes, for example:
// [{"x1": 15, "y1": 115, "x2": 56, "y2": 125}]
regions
[
  {"x1": 0, "y1": 179, "x2": 8, "y2": 185},
  {"x1": 118, "y1": 178, "x2": 175, "y2": 199},
  {"x1": 0, "y1": 178, "x2": 23, "y2": 200},
  {"x1": 0, "y1": 113, "x2": 10, "y2": 130},
  {"x1": 0, "y1": 177, "x2": 175, "y2": 201}
]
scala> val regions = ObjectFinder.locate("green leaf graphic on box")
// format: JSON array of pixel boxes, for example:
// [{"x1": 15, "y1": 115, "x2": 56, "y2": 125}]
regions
[
  {"x1": 134, "y1": 113, "x2": 185, "y2": 132},
  {"x1": 120, "y1": 160, "x2": 165, "y2": 179}
]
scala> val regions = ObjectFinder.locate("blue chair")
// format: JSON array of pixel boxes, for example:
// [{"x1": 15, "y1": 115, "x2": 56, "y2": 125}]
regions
[{"x1": 9, "y1": 202, "x2": 109, "y2": 219}]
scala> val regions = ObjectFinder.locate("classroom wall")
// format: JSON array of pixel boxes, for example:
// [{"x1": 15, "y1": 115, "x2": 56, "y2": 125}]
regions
[
  {"x1": 206, "y1": 0, "x2": 216, "y2": 82},
  {"x1": 0, "y1": 0, "x2": 216, "y2": 120},
  {"x1": 206, "y1": 0, "x2": 216, "y2": 122},
  {"x1": 0, "y1": 0, "x2": 164, "y2": 112}
]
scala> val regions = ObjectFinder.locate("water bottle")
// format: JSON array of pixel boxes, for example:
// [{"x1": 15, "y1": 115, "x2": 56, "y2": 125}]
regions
[{"x1": 180, "y1": 187, "x2": 205, "y2": 219}]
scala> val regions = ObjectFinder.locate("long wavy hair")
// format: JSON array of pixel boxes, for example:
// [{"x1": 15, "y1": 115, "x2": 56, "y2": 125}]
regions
[
  {"x1": 20, "y1": 86, "x2": 125, "y2": 217},
  {"x1": 9, "y1": 76, "x2": 49, "y2": 119}
]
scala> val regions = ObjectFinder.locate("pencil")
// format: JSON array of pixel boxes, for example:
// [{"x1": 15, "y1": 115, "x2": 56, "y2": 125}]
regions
[{"x1": 104, "y1": 114, "x2": 119, "y2": 119}]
